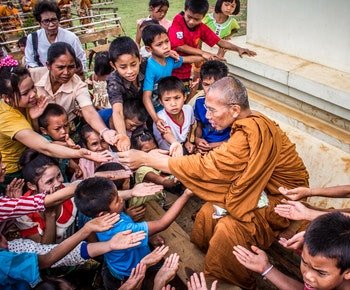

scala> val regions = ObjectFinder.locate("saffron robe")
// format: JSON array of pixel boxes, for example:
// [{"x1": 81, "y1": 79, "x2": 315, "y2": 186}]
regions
[{"x1": 169, "y1": 112, "x2": 309, "y2": 289}]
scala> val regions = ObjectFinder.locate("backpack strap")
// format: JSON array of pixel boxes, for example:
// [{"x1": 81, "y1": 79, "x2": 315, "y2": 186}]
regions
[{"x1": 31, "y1": 32, "x2": 43, "y2": 67}]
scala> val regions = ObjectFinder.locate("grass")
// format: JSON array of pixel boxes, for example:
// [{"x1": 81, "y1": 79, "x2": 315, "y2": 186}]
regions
[{"x1": 113, "y1": 0, "x2": 247, "y2": 39}]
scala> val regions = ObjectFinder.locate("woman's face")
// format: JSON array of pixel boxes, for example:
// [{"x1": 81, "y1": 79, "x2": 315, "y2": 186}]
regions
[
  {"x1": 17, "y1": 76, "x2": 37, "y2": 108},
  {"x1": 36, "y1": 165, "x2": 64, "y2": 193},
  {"x1": 85, "y1": 131, "x2": 109, "y2": 152},
  {"x1": 48, "y1": 52, "x2": 76, "y2": 85}
]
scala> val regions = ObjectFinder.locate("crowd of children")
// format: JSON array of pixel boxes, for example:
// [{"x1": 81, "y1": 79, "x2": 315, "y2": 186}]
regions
[{"x1": 1, "y1": 0, "x2": 349, "y2": 289}]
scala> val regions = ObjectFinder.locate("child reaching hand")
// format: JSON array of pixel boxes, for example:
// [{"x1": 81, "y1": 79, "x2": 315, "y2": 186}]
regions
[{"x1": 152, "y1": 76, "x2": 195, "y2": 157}]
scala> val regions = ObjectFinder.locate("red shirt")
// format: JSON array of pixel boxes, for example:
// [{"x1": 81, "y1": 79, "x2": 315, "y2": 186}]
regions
[{"x1": 168, "y1": 12, "x2": 220, "y2": 80}]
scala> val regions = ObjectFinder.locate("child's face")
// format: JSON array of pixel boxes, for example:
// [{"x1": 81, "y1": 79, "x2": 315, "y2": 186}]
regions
[
  {"x1": 85, "y1": 131, "x2": 109, "y2": 152},
  {"x1": 110, "y1": 54, "x2": 140, "y2": 83},
  {"x1": 19, "y1": 44, "x2": 25, "y2": 53},
  {"x1": 125, "y1": 117, "x2": 144, "y2": 132},
  {"x1": 150, "y1": 5, "x2": 168, "y2": 22},
  {"x1": 183, "y1": 9, "x2": 205, "y2": 29},
  {"x1": 149, "y1": 33, "x2": 171, "y2": 58},
  {"x1": 139, "y1": 139, "x2": 157, "y2": 153},
  {"x1": 221, "y1": 1, "x2": 236, "y2": 16},
  {"x1": 201, "y1": 76, "x2": 216, "y2": 95},
  {"x1": 160, "y1": 90, "x2": 186, "y2": 116},
  {"x1": 0, "y1": 152, "x2": 6, "y2": 183},
  {"x1": 109, "y1": 194, "x2": 124, "y2": 214},
  {"x1": 300, "y1": 246, "x2": 350, "y2": 290},
  {"x1": 41, "y1": 114, "x2": 69, "y2": 141},
  {"x1": 35, "y1": 165, "x2": 63, "y2": 193}
]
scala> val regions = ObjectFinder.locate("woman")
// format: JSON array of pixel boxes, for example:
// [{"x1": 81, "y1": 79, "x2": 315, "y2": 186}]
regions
[
  {"x1": 0, "y1": 66, "x2": 111, "y2": 187},
  {"x1": 30, "y1": 42, "x2": 118, "y2": 145},
  {"x1": 118, "y1": 76, "x2": 309, "y2": 289}
]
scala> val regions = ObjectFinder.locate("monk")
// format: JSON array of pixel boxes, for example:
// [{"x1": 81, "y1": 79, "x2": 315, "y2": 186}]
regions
[
  {"x1": 0, "y1": 2, "x2": 21, "y2": 30},
  {"x1": 118, "y1": 76, "x2": 309, "y2": 289}
]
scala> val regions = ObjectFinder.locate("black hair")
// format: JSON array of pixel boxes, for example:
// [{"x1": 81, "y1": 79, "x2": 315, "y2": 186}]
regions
[
  {"x1": 74, "y1": 177, "x2": 118, "y2": 217},
  {"x1": 123, "y1": 99, "x2": 148, "y2": 123},
  {"x1": 34, "y1": 277, "x2": 74, "y2": 290},
  {"x1": 95, "y1": 162, "x2": 129, "y2": 190},
  {"x1": 214, "y1": 0, "x2": 240, "y2": 15},
  {"x1": 139, "y1": 18, "x2": 159, "y2": 30},
  {"x1": 17, "y1": 36, "x2": 27, "y2": 48},
  {"x1": 131, "y1": 127, "x2": 156, "y2": 150},
  {"x1": 38, "y1": 103, "x2": 67, "y2": 129},
  {"x1": 158, "y1": 76, "x2": 186, "y2": 99},
  {"x1": 0, "y1": 66, "x2": 30, "y2": 107},
  {"x1": 142, "y1": 24, "x2": 167, "y2": 47},
  {"x1": 79, "y1": 124, "x2": 95, "y2": 147},
  {"x1": 33, "y1": 0, "x2": 61, "y2": 23},
  {"x1": 149, "y1": 0, "x2": 169, "y2": 8},
  {"x1": 109, "y1": 36, "x2": 140, "y2": 63},
  {"x1": 47, "y1": 42, "x2": 76, "y2": 66},
  {"x1": 20, "y1": 149, "x2": 59, "y2": 185},
  {"x1": 185, "y1": 0, "x2": 209, "y2": 15},
  {"x1": 200, "y1": 60, "x2": 228, "y2": 81},
  {"x1": 304, "y1": 211, "x2": 350, "y2": 274},
  {"x1": 89, "y1": 51, "x2": 112, "y2": 76}
]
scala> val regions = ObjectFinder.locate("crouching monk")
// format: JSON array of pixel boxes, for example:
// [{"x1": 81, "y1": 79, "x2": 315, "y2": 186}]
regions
[{"x1": 118, "y1": 76, "x2": 309, "y2": 289}]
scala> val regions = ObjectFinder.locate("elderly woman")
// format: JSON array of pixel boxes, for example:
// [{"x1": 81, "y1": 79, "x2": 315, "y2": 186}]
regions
[
  {"x1": 0, "y1": 66, "x2": 110, "y2": 187},
  {"x1": 30, "y1": 42, "x2": 118, "y2": 145},
  {"x1": 118, "y1": 76, "x2": 309, "y2": 289}
]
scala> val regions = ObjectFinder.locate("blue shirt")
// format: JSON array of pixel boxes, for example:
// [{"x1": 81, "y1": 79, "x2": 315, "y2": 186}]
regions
[
  {"x1": 143, "y1": 56, "x2": 183, "y2": 111},
  {"x1": 194, "y1": 96, "x2": 231, "y2": 143},
  {"x1": 96, "y1": 212, "x2": 150, "y2": 278},
  {"x1": 0, "y1": 250, "x2": 41, "y2": 289}
]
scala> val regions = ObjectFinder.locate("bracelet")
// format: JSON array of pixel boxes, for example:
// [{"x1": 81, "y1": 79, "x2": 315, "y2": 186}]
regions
[
  {"x1": 261, "y1": 264, "x2": 274, "y2": 280},
  {"x1": 99, "y1": 127, "x2": 109, "y2": 138}
]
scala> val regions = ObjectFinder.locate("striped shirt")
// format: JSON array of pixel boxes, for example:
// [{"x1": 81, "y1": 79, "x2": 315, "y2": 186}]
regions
[{"x1": 0, "y1": 193, "x2": 46, "y2": 222}]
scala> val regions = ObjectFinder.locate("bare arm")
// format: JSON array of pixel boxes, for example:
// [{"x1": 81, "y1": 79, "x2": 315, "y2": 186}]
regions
[
  {"x1": 175, "y1": 44, "x2": 219, "y2": 61},
  {"x1": 182, "y1": 55, "x2": 204, "y2": 64},
  {"x1": 143, "y1": 91, "x2": 159, "y2": 123},
  {"x1": 147, "y1": 189, "x2": 192, "y2": 235},
  {"x1": 43, "y1": 182, "x2": 79, "y2": 207},
  {"x1": 279, "y1": 185, "x2": 350, "y2": 200},
  {"x1": 217, "y1": 39, "x2": 256, "y2": 57},
  {"x1": 111, "y1": 103, "x2": 127, "y2": 136}
]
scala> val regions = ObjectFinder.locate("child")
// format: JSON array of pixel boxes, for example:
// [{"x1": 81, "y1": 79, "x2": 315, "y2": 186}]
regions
[
  {"x1": 107, "y1": 36, "x2": 146, "y2": 152},
  {"x1": 87, "y1": 51, "x2": 113, "y2": 110},
  {"x1": 194, "y1": 60, "x2": 231, "y2": 153},
  {"x1": 141, "y1": 24, "x2": 202, "y2": 131},
  {"x1": 38, "y1": 103, "x2": 82, "y2": 181},
  {"x1": 17, "y1": 36, "x2": 27, "y2": 66},
  {"x1": 152, "y1": 76, "x2": 195, "y2": 157},
  {"x1": 139, "y1": 19, "x2": 160, "y2": 59},
  {"x1": 135, "y1": 0, "x2": 171, "y2": 47},
  {"x1": 233, "y1": 211, "x2": 350, "y2": 290},
  {"x1": 203, "y1": 0, "x2": 240, "y2": 58},
  {"x1": 168, "y1": 0, "x2": 255, "y2": 86},
  {"x1": 74, "y1": 176, "x2": 192, "y2": 289},
  {"x1": 15, "y1": 149, "x2": 77, "y2": 243}
]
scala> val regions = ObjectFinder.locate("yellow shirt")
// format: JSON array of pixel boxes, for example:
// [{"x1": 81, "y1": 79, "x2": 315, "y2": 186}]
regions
[
  {"x1": 0, "y1": 100, "x2": 32, "y2": 173},
  {"x1": 30, "y1": 67, "x2": 92, "y2": 122}
]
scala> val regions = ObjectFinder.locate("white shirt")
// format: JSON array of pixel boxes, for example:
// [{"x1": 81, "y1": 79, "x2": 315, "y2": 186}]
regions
[
  {"x1": 25, "y1": 27, "x2": 86, "y2": 70},
  {"x1": 153, "y1": 104, "x2": 195, "y2": 150}
]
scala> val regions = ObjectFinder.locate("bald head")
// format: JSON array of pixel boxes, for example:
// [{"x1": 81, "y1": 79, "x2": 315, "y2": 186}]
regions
[{"x1": 208, "y1": 76, "x2": 250, "y2": 109}]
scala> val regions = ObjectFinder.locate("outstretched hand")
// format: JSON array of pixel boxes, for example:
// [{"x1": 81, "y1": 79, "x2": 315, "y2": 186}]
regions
[
  {"x1": 119, "y1": 262, "x2": 146, "y2": 290},
  {"x1": 187, "y1": 272, "x2": 217, "y2": 290},
  {"x1": 237, "y1": 47, "x2": 256, "y2": 58},
  {"x1": 85, "y1": 212, "x2": 120, "y2": 234},
  {"x1": 278, "y1": 186, "x2": 311, "y2": 201},
  {"x1": 131, "y1": 182, "x2": 164, "y2": 197},
  {"x1": 232, "y1": 245, "x2": 270, "y2": 274},
  {"x1": 109, "y1": 229, "x2": 146, "y2": 250},
  {"x1": 28, "y1": 95, "x2": 48, "y2": 119},
  {"x1": 279, "y1": 231, "x2": 305, "y2": 251},
  {"x1": 141, "y1": 245, "x2": 169, "y2": 268},
  {"x1": 169, "y1": 142, "x2": 183, "y2": 157},
  {"x1": 154, "y1": 253, "x2": 180, "y2": 290},
  {"x1": 274, "y1": 199, "x2": 311, "y2": 221},
  {"x1": 82, "y1": 149, "x2": 113, "y2": 163},
  {"x1": 5, "y1": 178, "x2": 25, "y2": 198}
]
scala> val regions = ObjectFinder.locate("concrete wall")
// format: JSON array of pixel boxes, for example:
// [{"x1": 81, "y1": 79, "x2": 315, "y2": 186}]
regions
[{"x1": 247, "y1": 0, "x2": 350, "y2": 74}]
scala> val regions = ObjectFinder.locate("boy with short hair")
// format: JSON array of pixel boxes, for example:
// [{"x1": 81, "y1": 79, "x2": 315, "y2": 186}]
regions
[
  {"x1": 74, "y1": 176, "x2": 192, "y2": 288},
  {"x1": 233, "y1": 211, "x2": 350, "y2": 290},
  {"x1": 168, "y1": 0, "x2": 255, "y2": 83},
  {"x1": 38, "y1": 103, "x2": 82, "y2": 180},
  {"x1": 194, "y1": 60, "x2": 230, "y2": 153},
  {"x1": 152, "y1": 76, "x2": 195, "y2": 157},
  {"x1": 142, "y1": 24, "x2": 202, "y2": 131}
]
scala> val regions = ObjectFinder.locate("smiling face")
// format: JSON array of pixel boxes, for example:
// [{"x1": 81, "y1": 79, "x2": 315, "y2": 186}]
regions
[
  {"x1": 110, "y1": 54, "x2": 140, "y2": 83},
  {"x1": 17, "y1": 75, "x2": 37, "y2": 108},
  {"x1": 160, "y1": 89, "x2": 186, "y2": 116},
  {"x1": 48, "y1": 52, "x2": 76, "y2": 85},
  {"x1": 41, "y1": 113, "x2": 69, "y2": 141},
  {"x1": 30, "y1": 164, "x2": 64, "y2": 193},
  {"x1": 300, "y1": 246, "x2": 350, "y2": 290},
  {"x1": 148, "y1": 33, "x2": 171, "y2": 58}
]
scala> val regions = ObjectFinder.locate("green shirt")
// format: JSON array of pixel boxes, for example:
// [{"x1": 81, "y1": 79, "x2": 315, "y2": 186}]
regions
[{"x1": 203, "y1": 13, "x2": 240, "y2": 39}]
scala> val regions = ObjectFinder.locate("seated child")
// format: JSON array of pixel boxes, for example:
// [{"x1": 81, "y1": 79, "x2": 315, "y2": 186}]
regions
[
  {"x1": 74, "y1": 176, "x2": 192, "y2": 289},
  {"x1": 38, "y1": 103, "x2": 82, "y2": 181},
  {"x1": 87, "y1": 51, "x2": 113, "y2": 110},
  {"x1": 142, "y1": 24, "x2": 202, "y2": 130},
  {"x1": 107, "y1": 36, "x2": 146, "y2": 151},
  {"x1": 194, "y1": 60, "x2": 231, "y2": 153},
  {"x1": 15, "y1": 149, "x2": 77, "y2": 243},
  {"x1": 233, "y1": 211, "x2": 350, "y2": 290},
  {"x1": 152, "y1": 76, "x2": 195, "y2": 157},
  {"x1": 135, "y1": 0, "x2": 171, "y2": 47}
]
